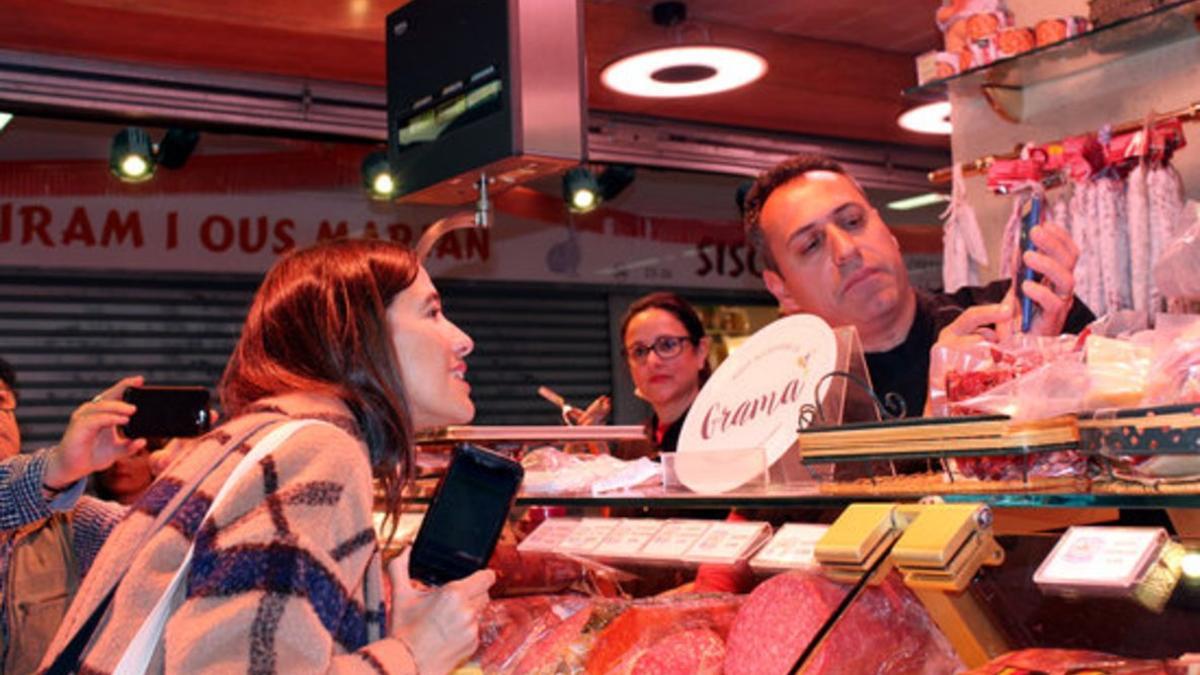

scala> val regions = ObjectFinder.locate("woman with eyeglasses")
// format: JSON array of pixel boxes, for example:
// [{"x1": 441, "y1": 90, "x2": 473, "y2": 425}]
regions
[{"x1": 620, "y1": 292, "x2": 711, "y2": 455}]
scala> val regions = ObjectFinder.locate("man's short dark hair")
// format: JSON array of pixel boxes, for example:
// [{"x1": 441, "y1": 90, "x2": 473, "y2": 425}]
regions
[
  {"x1": 0, "y1": 356, "x2": 16, "y2": 396},
  {"x1": 741, "y1": 154, "x2": 854, "y2": 272}
]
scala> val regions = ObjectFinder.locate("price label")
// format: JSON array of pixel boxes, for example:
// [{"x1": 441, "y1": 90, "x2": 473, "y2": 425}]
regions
[
  {"x1": 751, "y1": 523, "x2": 829, "y2": 570},
  {"x1": 517, "y1": 518, "x2": 580, "y2": 553},
  {"x1": 593, "y1": 519, "x2": 665, "y2": 557},
  {"x1": 684, "y1": 521, "x2": 771, "y2": 563},
  {"x1": 557, "y1": 518, "x2": 622, "y2": 554},
  {"x1": 1034, "y1": 526, "x2": 1167, "y2": 589},
  {"x1": 639, "y1": 520, "x2": 712, "y2": 560}
]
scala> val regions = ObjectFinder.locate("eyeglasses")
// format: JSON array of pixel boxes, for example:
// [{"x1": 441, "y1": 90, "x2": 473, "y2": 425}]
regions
[{"x1": 623, "y1": 335, "x2": 693, "y2": 363}]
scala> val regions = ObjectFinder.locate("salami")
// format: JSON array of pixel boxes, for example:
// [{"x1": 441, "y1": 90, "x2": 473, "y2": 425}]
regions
[
  {"x1": 724, "y1": 571, "x2": 961, "y2": 675},
  {"x1": 1147, "y1": 164, "x2": 1186, "y2": 312},
  {"x1": 1126, "y1": 162, "x2": 1151, "y2": 313},
  {"x1": 630, "y1": 628, "x2": 725, "y2": 675},
  {"x1": 585, "y1": 593, "x2": 743, "y2": 674},
  {"x1": 1096, "y1": 174, "x2": 1133, "y2": 312}
]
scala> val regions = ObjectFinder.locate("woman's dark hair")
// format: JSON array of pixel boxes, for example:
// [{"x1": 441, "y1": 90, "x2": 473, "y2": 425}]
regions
[
  {"x1": 0, "y1": 355, "x2": 17, "y2": 398},
  {"x1": 620, "y1": 291, "x2": 711, "y2": 380},
  {"x1": 220, "y1": 238, "x2": 418, "y2": 531}
]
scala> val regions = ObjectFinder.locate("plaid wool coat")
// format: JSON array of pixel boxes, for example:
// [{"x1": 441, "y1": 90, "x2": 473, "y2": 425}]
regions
[{"x1": 38, "y1": 392, "x2": 417, "y2": 674}]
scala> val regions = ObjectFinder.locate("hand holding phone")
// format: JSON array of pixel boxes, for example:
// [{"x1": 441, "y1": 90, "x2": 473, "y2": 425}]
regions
[
  {"x1": 408, "y1": 443, "x2": 523, "y2": 586},
  {"x1": 121, "y1": 386, "x2": 213, "y2": 439},
  {"x1": 388, "y1": 548, "x2": 494, "y2": 674}
]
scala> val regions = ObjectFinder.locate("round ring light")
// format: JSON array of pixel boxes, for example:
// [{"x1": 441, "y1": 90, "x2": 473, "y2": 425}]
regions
[{"x1": 601, "y1": 45, "x2": 767, "y2": 98}]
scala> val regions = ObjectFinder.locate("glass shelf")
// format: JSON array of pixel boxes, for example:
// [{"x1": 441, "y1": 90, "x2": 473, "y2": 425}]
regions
[
  {"x1": 404, "y1": 482, "x2": 1200, "y2": 509},
  {"x1": 905, "y1": 0, "x2": 1200, "y2": 100}
]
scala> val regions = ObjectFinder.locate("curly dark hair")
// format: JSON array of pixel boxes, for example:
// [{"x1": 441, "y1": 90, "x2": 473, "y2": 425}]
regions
[{"x1": 741, "y1": 154, "x2": 860, "y2": 272}]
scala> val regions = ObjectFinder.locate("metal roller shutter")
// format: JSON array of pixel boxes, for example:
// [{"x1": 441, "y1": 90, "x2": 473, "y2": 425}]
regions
[
  {"x1": 0, "y1": 269, "x2": 615, "y2": 449},
  {"x1": 0, "y1": 267, "x2": 256, "y2": 448}
]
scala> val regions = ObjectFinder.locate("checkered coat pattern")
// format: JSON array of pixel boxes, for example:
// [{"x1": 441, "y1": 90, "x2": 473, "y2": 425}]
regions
[{"x1": 38, "y1": 392, "x2": 416, "y2": 674}]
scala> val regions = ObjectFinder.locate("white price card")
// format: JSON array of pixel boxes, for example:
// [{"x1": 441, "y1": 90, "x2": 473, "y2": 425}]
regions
[
  {"x1": 683, "y1": 521, "x2": 772, "y2": 564},
  {"x1": 557, "y1": 518, "x2": 622, "y2": 554},
  {"x1": 517, "y1": 518, "x2": 580, "y2": 553},
  {"x1": 1034, "y1": 526, "x2": 1167, "y2": 590},
  {"x1": 639, "y1": 520, "x2": 713, "y2": 560},
  {"x1": 750, "y1": 523, "x2": 829, "y2": 570},
  {"x1": 593, "y1": 519, "x2": 666, "y2": 558}
]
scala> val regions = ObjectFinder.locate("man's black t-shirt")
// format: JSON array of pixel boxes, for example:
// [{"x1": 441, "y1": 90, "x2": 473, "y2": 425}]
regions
[{"x1": 864, "y1": 280, "x2": 1096, "y2": 417}]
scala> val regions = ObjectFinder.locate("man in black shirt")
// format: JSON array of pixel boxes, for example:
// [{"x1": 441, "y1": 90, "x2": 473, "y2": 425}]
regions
[{"x1": 742, "y1": 154, "x2": 1094, "y2": 416}]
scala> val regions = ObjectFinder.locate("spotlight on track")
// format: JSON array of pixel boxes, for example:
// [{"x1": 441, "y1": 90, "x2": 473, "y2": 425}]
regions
[
  {"x1": 562, "y1": 165, "x2": 635, "y2": 214},
  {"x1": 109, "y1": 127, "x2": 200, "y2": 183},
  {"x1": 362, "y1": 151, "x2": 398, "y2": 200}
]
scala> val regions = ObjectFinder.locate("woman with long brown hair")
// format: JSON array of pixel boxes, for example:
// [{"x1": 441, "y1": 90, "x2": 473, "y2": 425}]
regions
[{"x1": 40, "y1": 238, "x2": 493, "y2": 674}]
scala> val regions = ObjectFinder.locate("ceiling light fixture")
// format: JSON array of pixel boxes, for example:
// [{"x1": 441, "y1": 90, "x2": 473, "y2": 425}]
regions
[
  {"x1": 109, "y1": 127, "x2": 157, "y2": 182},
  {"x1": 600, "y1": 1, "x2": 766, "y2": 99},
  {"x1": 887, "y1": 192, "x2": 950, "y2": 211},
  {"x1": 109, "y1": 126, "x2": 201, "y2": 183},
  {"x1": 562, "y1": 165, "x2": 636, "y2": 214},
  {"x1": 362, "y1": 151, "x2": 398, "y2": 200},
  {"x1": 898, "y1": 101, "x2": 952, "y2": 135},
  {"x1": 0, "y1": 112, "x2": 13, "y2": 134}
]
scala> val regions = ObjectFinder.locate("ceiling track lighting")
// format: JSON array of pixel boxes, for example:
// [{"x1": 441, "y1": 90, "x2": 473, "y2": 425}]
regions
[
  {"x1": 362, "y1": 150, "x2": 398, "y2": 200},
  {"x1": 109, "y1": 126, "x2": 200, "y2": 182},
  {"x1": 562, "y1": 164, "x2": 635, "y2": 214},
  {"x1": 600, "y1": 1, "x2": 767, "y2": 99}
]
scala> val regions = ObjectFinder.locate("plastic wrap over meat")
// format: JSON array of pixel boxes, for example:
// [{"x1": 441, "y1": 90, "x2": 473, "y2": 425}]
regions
[
  {"x1": 475, "y1": 595, "x2": 596, "y2": 674},
  {"x1": 584, "y1": 593, "x2": 744, "y2": 674},
  {"x1": 723, "y1": 570, "x2": 961, "y2": 675},
  {"x1": 488, "y1": 545, "x2": 591, "y2": 597},
  {"x1": 929, "y1": 335, "x2": 1088, "y2": 481},
  {"x1": 963, "y1": 648, "x2": 1177, "y2": 674}
]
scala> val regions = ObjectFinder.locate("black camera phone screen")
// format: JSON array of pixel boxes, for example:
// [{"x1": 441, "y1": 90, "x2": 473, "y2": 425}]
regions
[{"x1": 408, "y1": 444, "x2": 522, "y2": 586}]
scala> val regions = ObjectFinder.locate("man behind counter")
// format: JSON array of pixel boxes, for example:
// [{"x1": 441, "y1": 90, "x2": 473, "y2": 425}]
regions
[{"x1": 741, "y1": 154, "x2": 1095, "y2": 416}]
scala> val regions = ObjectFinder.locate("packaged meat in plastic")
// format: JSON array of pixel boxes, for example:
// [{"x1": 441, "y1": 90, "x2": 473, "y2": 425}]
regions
[
  {"x1": 723, "y1": 570, "x2": 962, "y2": 675},
  {"x1": 962, "y1": 648, "x2": 1175, "y2": 674},
  {"x1": 475, "y1": 594, "x2": 596, "y2": 674},
  {"x1": 1144, "y1": 325, "x2": 1200, "y2": 406},
  {"x1": 930, "y1": 333, "x2": 1082, "y2": 419},
  {"x1": 520, "y1": 446, "x2": 660, "y2": 494},
  {"x1": 583, "y1": 593, "x2": 744, "y2": 674},
  {"x1": 929, "y1": 334, "x2": 1089, "y2": 481},
  {"x1": 1153, "y1": 200, "x2": 1200, "y2": 301},
  {"x1": 488, "y1": 544, "x2": 630, "y2": 598}
]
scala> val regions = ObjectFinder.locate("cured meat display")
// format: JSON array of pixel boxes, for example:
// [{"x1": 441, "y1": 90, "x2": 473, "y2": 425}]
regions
[
  {"x1": 963, "y1": 648, "x2": 1176, "y2": 674},
  {"x1": 986, "y1": 120, "x2": 1192, "y2": 319},
  {"x1": 723, "y1": 571, "x2": 962, "y2": 675},
  {"x1": 472, "y1": 593, "x2": 743, "y2": 675}
]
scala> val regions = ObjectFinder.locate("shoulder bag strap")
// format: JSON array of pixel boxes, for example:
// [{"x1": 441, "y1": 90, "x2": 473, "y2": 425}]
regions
[
  {"x1": 45, "y1": 417, "x2": 282, "y2": 674},
  {"x1": 113, "y1": 419, "x2": 327, "y2": 675}
]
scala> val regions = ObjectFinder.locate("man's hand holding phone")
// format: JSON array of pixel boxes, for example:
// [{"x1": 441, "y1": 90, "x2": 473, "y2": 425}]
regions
[
  {"x1": 388, "y1": 548, "x2": 495, "y2": 674},
  {"x1": 44, "y1": 375, "x2": 147, "y2": 491}
]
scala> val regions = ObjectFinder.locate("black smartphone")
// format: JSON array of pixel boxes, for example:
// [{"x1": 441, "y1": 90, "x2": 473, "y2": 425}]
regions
[
  {"x1": 120, "y1": 386, "x2": 213, "y2": 439},
  {"x1": 1015, "y1": 194, "x2": 1044, "y2": 333},
  {"x1": 408, "y1": 443, "x2": 524, "y2": 586}
]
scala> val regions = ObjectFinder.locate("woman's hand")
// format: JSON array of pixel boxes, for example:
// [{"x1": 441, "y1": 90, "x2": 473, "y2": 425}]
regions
[
  {"x1": 388, "y1": 548, "x2": 495, "y2": 675},
  {"x1": 43, "y1": 376, "x2": 147, "y2": 490}
]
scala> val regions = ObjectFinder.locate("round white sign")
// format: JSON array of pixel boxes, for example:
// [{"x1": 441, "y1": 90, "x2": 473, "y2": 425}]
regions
[{"x1": 675, "y1": 314, "x2": 837, "y2": 493}]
